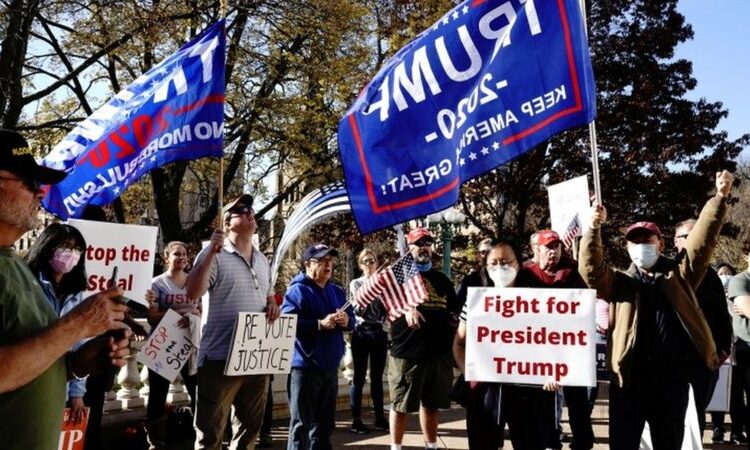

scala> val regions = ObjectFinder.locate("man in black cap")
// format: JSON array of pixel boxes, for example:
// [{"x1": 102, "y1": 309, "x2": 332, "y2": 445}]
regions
[
  {"x1": 0, "y1": 129, "x2": 132, "y2": 450},
  {"x1": 282, "y1": 242, "x2": 354, "y2": 450},
  {"x1": 186, "y1": 193, "x2": 281, "y2": 450},
  {"x1": 580, "y1": 170, "x2": 734, "y2": 449}
]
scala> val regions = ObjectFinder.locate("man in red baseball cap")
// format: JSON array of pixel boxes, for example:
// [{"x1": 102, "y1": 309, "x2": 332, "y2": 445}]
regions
[
  {"x1": 523, "y1": 228, "x2": 594, "y2": 450},
  {"x1": 580, "y1": 171, "x2": 735, "y2": 448},
  {"x1": 388, "y1": 226, "x2": 460, "y2": 450}
]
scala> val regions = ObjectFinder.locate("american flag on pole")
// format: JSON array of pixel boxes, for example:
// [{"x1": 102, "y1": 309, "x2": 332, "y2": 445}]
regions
[
  {"x1": 354, "y1": 253, "x2": 427, "y2": 321},
  {"x1": 562, "y1": 213, "x2": 581, "y2": 249}
]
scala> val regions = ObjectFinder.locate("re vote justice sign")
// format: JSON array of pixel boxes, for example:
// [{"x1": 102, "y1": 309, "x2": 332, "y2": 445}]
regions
[
  {"x1": 465, "y1": 287, "x2": 596, "y2": 387},
  {"x1": 225, "y1": 313, "x2": 297, "y2": 376}
]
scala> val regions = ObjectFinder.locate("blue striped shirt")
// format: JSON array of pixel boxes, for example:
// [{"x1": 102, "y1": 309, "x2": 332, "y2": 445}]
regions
[{"x1": 195, "y1": 240, "x2": 273, "y2": 364}]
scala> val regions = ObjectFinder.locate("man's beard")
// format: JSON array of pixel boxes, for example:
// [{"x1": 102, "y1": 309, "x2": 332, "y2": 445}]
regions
[
  {"x1": 415, "y1": 250, "x2": 431, "y2": 263},
  {"x1": 0, "y1": 197, "x2": 39, "y2": 231}
]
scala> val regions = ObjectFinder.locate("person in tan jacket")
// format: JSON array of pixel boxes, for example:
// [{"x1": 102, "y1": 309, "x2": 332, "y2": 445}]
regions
[{"x1": 578, "y1": 170, "x2": 733, "y2": 450}]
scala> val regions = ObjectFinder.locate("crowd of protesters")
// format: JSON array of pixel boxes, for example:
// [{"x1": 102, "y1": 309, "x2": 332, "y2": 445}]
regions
[{"x1": 2, "y1": 127, "x2": 750, "y2": 450}]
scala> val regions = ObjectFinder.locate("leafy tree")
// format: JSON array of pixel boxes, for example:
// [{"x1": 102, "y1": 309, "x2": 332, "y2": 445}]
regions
[
  {"x1": 2, "y1": 0, "x2": 747, "y2": 275},
  {"x1": 457, "y1": 0, "x2": 748, "y2": 269},
  {"x1": 1, "y1": 0, "x2": 373, "y2": 246}
]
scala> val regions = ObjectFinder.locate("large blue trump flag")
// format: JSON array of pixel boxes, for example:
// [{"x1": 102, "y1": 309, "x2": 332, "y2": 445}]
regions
[
  {"x1": 42, "y1": 20, "x2": 226, "y2": 219},
  {"x1": 338, "y1": 0, "x2": 596, "y2": 234}
]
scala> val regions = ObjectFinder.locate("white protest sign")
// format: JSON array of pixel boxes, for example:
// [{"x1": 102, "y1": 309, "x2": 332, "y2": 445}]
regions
[
  {"x1": 548, "y1": 175, "x2": 590, "y2": 236},
  {"x1": 465, "y1": 287, "x2": 597, "y2": 387},
  {"x1": 707, "y1": 362, "x2": 731, "y2": 412},
  {"x1": 225, "y1": 313, "x2": 297, "y2": 376},
  {"x1": 69, "y1": 219, "x2": 157, "y2": 310},
  {"x1": 136, "y1": 309, "x2": 196, "y2": 382}
]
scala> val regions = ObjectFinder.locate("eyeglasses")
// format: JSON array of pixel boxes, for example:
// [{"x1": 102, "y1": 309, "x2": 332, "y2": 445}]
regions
[
  {"x1": 360, "y1": 258, "x2": 376, "y2": 265},
  {"x1": 310, "y1": 256, "x2": 335, "y2": 265},
  {"x1": 0, "y1": 176, "x2": 40, "y2": 192},
  {"x1": 413, "y1": 239, "x2": 434, "y2": 248},
  {"x1": 57, "y1": 245, "x2": 83, "y2": 254},
  {"x1": 487, "y1": 260, "x2": 517, "y2": 268},
  {"x1": 229, "y1": 205, "x2": 254, "y2": 217}
]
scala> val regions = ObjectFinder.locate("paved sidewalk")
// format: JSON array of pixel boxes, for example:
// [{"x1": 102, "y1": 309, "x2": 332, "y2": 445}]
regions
[{"x1": 103, "y1": 388, "x2": 743, "y2": 449}]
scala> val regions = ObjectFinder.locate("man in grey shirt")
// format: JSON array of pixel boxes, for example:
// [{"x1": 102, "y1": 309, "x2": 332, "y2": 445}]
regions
[{"x1": 186, "y1": 194, "x2": 280, "y2": 450}]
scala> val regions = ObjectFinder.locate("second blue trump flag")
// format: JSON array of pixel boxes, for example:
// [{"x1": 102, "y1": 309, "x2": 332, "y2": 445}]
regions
[{"x1": 338, "y1": 0, "x2": 597, "y2": 234}]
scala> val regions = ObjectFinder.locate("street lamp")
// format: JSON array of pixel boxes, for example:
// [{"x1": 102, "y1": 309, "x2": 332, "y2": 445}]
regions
[{"x1": 427, "y1": 207, "x2": 466, "y2": 277}]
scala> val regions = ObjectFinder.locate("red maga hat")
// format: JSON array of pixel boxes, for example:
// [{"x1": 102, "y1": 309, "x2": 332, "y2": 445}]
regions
[{"x1": 625, "y1": 221, "x2": 662, "y2": 240}]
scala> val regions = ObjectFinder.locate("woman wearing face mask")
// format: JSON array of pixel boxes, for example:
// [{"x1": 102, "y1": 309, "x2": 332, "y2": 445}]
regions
[
  {"x1": 453, "y1": 239, "x2": 561, "y2": 450},
  {"x1": 145, "y1": 241, "x2": 201, "y2": 450},
  {"x1": 25, "y1": 223, "x2": 90, "y2": 425}
]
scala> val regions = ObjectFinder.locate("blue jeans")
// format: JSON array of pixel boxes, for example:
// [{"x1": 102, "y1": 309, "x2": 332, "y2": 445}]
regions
[
  {"x1": 349, "y1": 327, "x2": 387, "y2": 420},
  {"x1": 287, "y1": 368, "x2": 338, "y2": 450}
]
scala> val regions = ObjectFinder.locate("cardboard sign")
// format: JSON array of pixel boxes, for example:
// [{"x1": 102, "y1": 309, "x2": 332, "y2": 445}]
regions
[
  {"x1": 707, "y1": 362, "x2": 732, "y2": 412},
  {"x1": 224, "y1": 313, "x2": 297, "y2": 376},
  {"x1": 69, "y1": 219, "x2": 157, "y2": 310},
  {"x1": 548, "y1": 175, "x2": 590, "y2": 237},
  {"x1": 465, "y1": 287, "x2": 597, "y2": 387},
  {"x1": 59, "y1": 407, "x2": 89, "y2": 450},
  {"x1": 136, "y1": 309, "x2": 196, "y2": 382}
]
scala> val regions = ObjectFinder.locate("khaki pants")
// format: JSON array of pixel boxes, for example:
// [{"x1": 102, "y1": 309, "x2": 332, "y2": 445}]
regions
[{"x1": 195, "y1": 360, "x2": 270, "y2": 450}]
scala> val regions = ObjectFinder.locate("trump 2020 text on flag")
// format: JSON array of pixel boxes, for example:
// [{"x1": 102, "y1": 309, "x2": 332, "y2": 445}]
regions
[
  {"x1": 338, "y1": 0, "x2": 596, "y2": 234},
  {"x1": 41, "y1": 20, "x2": 226, "y2": 219}
]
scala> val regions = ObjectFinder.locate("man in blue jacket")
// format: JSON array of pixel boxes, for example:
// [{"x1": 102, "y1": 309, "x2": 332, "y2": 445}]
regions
[{"x1": 282, "y1": 242, "x2": 355, "y2": 450}]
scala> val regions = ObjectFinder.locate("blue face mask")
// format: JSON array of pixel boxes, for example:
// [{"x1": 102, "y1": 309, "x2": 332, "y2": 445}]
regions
[{"x1": 416, "y1": 261, "x2": 432, "y2": 272}]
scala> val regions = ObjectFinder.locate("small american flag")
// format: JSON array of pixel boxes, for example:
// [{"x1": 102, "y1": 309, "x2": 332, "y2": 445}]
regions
[
  {"x1": 354, "y1": 253, "x2": 427, "y2": 321},
  {"x1": 562, "y1": 213, "x2": 581, "y2": 249}
]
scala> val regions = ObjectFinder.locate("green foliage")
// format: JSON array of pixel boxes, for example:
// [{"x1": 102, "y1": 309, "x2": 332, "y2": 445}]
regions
[
  {"x1": 459, "y1": 0, "x2": 749, "y2": 269},
  {"x1": 1, "y1": 0, "x2": 747, "y2": 274}
]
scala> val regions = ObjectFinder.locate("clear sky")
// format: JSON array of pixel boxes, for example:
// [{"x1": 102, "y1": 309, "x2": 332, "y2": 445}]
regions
[{"x1": 676, "y1": 0, "x2": 750, "y2": 156}]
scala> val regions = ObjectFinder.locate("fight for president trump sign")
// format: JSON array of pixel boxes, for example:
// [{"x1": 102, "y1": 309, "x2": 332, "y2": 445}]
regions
[{"x1": 465, "y1": 287, "x2": 597, "y2": 387}]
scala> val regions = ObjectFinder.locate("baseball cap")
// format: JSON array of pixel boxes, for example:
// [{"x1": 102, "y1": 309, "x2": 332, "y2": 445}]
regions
[
  {"x1": 303, "y1": 242, "x2": 339, "y2": 261},
  {"x1": 407, "y1": 227, "x2": 433, "y2": 245},
  {"x1": 625, "y1": 221, "x2": 662, "y2": 241},
  {"x1": 0, "y1": 129, "x2": 66, "y2": 185},
  {"x1": 537, "y1": 230, "x2": 561, "y2": 247},
  {"x1": 223, "y1": 194, "x2": 254, "y2": 215}
]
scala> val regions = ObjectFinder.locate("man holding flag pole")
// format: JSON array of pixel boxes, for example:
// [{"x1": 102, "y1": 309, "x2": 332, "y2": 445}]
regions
[{"x1": 335, "y1": 0, "x2": 600, "y2": 447}]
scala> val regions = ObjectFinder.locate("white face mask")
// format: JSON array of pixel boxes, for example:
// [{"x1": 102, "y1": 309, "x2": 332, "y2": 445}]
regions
[
  {"x1": 627, "y1": 244, "x2": 659, "y2": 270},
  {"x1": 719, "y1": 274, "x2": 732, "y2": 289},
  {"x1": 488, "y1": 265, "x2": 517, "y2": 287}
]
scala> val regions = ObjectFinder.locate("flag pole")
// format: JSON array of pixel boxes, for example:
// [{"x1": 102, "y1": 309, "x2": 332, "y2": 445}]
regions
[
  {"x1": 578, "y1": 0, "x2": 602, "y2": 205},
  {"x1": 217, "y1": 0, "x2": 228, "y2": 219}
]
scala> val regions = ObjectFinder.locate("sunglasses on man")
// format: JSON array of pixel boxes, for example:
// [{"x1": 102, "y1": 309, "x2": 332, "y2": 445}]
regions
[{"x1": 228, "y1": 205, "x2": 254, "y2": 216}]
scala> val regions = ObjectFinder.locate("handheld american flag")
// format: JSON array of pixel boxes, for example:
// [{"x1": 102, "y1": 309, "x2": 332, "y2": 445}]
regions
[
  {"x1": 354, "y1": 253, "x2": 427, "y2": 321},
  {"x1": 562, "y1": 213, "x2": 582, "y2": 249}
]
